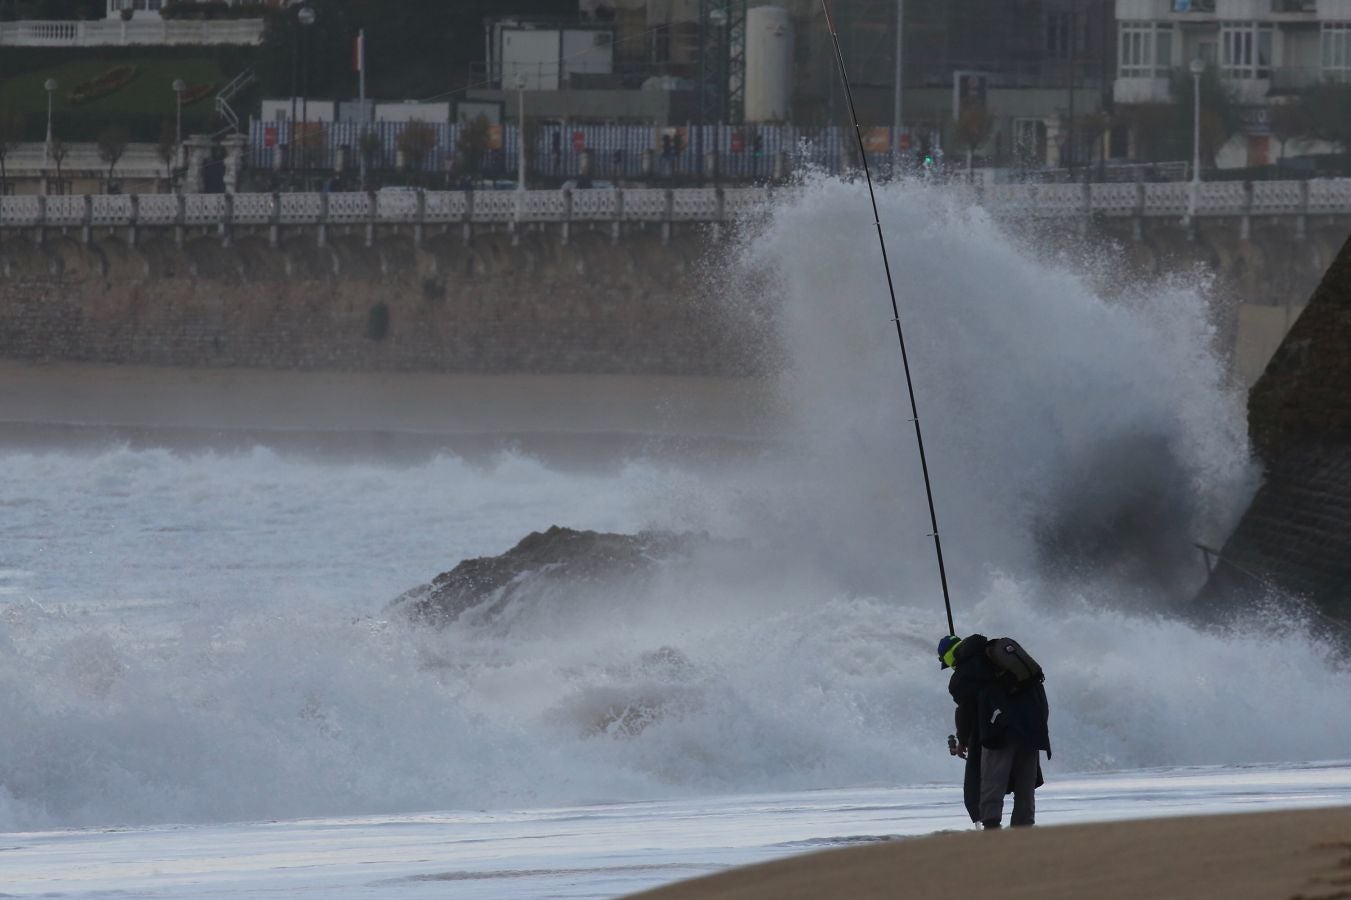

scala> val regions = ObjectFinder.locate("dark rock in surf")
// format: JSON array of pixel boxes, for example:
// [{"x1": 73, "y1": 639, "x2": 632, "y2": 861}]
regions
[{"x1": 389, "y1": 525, "x2": 692, "y2": 627}]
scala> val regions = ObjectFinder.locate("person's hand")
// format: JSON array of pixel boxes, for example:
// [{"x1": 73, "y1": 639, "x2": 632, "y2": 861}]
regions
[{"x1": 955, "y1": 743, "x2": 968, "y2": 759}]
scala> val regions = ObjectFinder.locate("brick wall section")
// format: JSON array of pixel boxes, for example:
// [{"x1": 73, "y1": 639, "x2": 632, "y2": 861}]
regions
[
  {"x1": 0, "y1": 230, "x2": 770, "y2": 376},
  {"x1": 1198, "y1": 236, "x2": 1351, "y2": 631}
]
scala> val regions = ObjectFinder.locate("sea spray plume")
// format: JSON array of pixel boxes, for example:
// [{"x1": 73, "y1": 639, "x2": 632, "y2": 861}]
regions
[
  {"x1": 819, "y1": 0, "x2": 956, "y2": 633},
  {"x1": 717, "y1": 173, "x2": 1255, "y2": 610}
]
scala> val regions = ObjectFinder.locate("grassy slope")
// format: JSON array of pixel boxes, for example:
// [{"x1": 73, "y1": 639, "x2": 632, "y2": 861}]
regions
[{"x1": 0, "y1": 57, "x2": 227, "y2": 139}]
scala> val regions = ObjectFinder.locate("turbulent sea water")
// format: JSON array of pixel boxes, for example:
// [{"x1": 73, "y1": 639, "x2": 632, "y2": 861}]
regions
[{"x1": 2, "y1": 178, "x2": 1349, "y2": 884}]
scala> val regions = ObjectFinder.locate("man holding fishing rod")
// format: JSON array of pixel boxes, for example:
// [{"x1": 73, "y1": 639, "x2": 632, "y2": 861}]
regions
[
  {"x1": 939, "y1": 634, "x2": 1052, "y2": 829},
  {"x1": 814, "y1": 0, "x2": 1054, "y2": 833}
]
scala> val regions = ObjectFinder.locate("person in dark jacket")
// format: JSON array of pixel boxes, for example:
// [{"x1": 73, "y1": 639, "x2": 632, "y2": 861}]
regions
[{"x1": 938, "y1": 633, "x2": 1051, "y2": 829}]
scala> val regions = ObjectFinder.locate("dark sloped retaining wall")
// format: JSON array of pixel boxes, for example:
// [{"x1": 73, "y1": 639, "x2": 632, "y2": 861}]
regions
[{"x1": 1198, "y1": 235, "x2": 1351, "y2": 630}]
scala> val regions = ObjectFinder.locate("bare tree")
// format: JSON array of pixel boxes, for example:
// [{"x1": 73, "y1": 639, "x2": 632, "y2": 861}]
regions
[
  {"x1": 358, "y1": 130, "x2": 383, "y2": 178},
  {"x1": 0, "y1": 108, "x2": 23, "y2": 197},
  {"x1": 954, "y1": 103, "x2": 996, "y2": 181},
  {"x1": 456, "y1": 115, "x2": 493, "y2": 179},
  {"x1": 97, "y1": 125, "x2": 129, "y2": 192},
  {"x1": 396, "y1": 119, "x2": 437, "y2": 185},
  {"x1": 155, "y1": 118, "x2": 178, "y2": 191},
  {"x1": 50, "y1": 140, "x2": 68, "y2": 193}
]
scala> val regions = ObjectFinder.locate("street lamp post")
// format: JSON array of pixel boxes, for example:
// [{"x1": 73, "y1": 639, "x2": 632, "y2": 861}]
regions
[
  {"x1": 298, "y1": 6, "x2": 317, "y2": 189},
  {"x1": 894, "y1": 0, "x2": 904, "y2": 173},
  {"x1": 700, "y1": 8, "x2": 729, "y2": 185},
  {"x1": 171, "y1": 79, "x2": 185, "y2": 193},
  {"x1": 172, "y1": 78, "x2": 186, "y2": 182},
  {"x1": 44, "y1": 78, "x2": 57, "y2": 167},
  {"x1": 515, "y1": 73, "x2": 527, "y2": 192},
  {"x1": 1189, "y1": 57, "x2": 1205, "y2": 222}
]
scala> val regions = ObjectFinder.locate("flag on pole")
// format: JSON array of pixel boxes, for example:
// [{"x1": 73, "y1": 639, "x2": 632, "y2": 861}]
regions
[{"x1": 354, "y1": 29, "x2": 365, "y2": 74}]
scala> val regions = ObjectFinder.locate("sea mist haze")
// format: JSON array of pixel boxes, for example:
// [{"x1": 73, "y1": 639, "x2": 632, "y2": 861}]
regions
[{"x1": 2, "y1": 177, "x2": 1348, "y2": 847}]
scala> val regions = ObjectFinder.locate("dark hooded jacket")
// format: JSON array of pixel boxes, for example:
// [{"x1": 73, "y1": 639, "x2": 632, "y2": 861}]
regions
[{"x1": 947, "y1": 633, "x2": 1051, "y2": 756}]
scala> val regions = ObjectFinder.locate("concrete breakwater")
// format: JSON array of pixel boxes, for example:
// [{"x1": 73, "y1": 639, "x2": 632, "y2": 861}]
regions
[
  {"x1": 0, "y1": 198, "x2": 1347, "y2": 379},
  {"x1": 0, "y1": 228, "x2": 766, "y2": 375}
]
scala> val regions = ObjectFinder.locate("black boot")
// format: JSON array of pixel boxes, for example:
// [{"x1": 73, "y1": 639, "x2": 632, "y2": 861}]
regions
[{"x1": 981, "y1": 819, "x2": 1002, "y2": 829}]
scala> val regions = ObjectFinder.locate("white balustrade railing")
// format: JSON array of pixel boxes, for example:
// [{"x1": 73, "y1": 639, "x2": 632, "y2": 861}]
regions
[
  {"x1": 1143, "y1": 182, "x2": 1192, "y2": 217},
  {"x1": 470, "y1": 192, "x2": 519, "y2": 223},
  {"x1": 232, "y1": 193, "x2": 274, "y2": 224},
  {"x1": 90, "y1": 195, "x2": 133, "y2": 226},
  {"x1": 671, "y1": 188, "x2": 719, "y2": 221},
  {"x1": 326, "y1": 193, "x2": 370, "y2": 224},
  {"x1": 424, "y1": 192, "x2": 469, "y2": 221},
  {"x1": 1309, "y1": 180, "x2": 1351, "y2": 216},
  {"x1": 1253, "y1": 181, "x2": 1304, "y2": 215},
  {"x1": 1091, "y1": 183, "x2": 1141, "y2": 217},
  {"x1": 524, "y1": 191, "x2": 568, "y2": 222},
  {"x1": 722, "y1": 187, "x2": 769, "y2": 219},
  {"x1": 45, "y1": 195, "x2": 86, "y2": 227},
  {"x1": 3, "y1": 181, "x2": 1350, "y2": 232},
  {"x1": 623, "y1": 189, "x2": 670, "y2": 222},
  {"x1": 569, "y1": 189, "x2": 618, "y2": 221},
  {"x1": 138, "y1": 194, "x2": 180, "y2": 223},
  {"x1": 0, "y1": 18, "x2": 264, "y2": 47},
  {"x1": 183, "y1": 194, "x2": 225, "y2": 225},
  {"x1": 0, "y1": 196, "x2": 41, "y2": 226},
  {"x1": 279, "y1": 193, "x2": 322, "y2": 225}
]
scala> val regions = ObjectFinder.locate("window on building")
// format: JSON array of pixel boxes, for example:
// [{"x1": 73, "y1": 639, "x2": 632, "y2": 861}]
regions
[
  {"x1": 1221, "y1": 22, "x2": 1273, "y2": 79},
  {"x1": 1047, "y1": 12, "x2": 1071, "y2": 60},
  {"x1": 1118, "y1": 23, "x2": 1173, "y2": 77},
  {"x1": 1323, "y1": 23, "x2": 1351, "y2": 76},
  {"x1": 652, "y1": 24, "x2": 671, "y2": 64}
]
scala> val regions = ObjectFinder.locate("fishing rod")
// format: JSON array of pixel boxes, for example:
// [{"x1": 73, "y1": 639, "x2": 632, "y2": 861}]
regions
[{"x1": 819, "y1": 0, "x2": 956, "y2": 637}]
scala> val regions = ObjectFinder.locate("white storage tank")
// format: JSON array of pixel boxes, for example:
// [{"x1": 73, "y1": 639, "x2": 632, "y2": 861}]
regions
[{"x1": 744, "y1": 5, "x2": 794, "y2": 123}]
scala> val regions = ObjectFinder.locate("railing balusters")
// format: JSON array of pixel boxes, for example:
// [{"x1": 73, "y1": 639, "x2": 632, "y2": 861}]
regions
[{"x1": 0, "y1": 182, "x2": 1347, "y2": 242}]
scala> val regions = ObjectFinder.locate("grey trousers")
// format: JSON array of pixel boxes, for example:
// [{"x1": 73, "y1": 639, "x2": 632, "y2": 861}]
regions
[{"x1": 979, "y1": 739, "x2": 1039, "y2": 826}]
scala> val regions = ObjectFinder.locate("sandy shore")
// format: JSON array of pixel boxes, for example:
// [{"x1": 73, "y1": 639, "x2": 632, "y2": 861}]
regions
[
  {"x1": 628, "y1": 805, "x2": 1351, "y2": 900},
  {"x1": 0, "y1": 361, "x2": 779, "y2": 439}
]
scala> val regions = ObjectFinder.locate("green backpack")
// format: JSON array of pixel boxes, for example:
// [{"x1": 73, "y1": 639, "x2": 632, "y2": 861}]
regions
[{"x1": 985, "y1": 637, "x2": 1044, "y2": 692}]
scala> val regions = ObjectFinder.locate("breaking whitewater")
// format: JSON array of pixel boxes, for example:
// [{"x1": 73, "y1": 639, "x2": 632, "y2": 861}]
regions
[{"x1": 3, "y1": 176, "x2": 1350, "y2": 840}]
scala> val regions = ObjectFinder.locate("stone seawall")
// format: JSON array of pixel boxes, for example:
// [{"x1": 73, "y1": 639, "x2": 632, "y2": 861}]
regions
[
  {"x1": 0, "y1": 217, "x2": 1347, "y2": 377},
  {"x1": 1197, "y1": 233, "x2": 1351, "y2": 633},
  {"x1": 0, "y1": 228, "x2": 764, "y2": 376}
]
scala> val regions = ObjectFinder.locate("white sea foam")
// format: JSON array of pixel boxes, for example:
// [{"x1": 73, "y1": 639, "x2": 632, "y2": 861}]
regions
[{"x1": 1, "y1": 177, "x2": 1346, "y2": 832}]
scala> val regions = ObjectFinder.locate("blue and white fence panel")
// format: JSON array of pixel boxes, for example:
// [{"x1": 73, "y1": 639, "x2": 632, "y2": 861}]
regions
[{"x1": 247, "y1": 120, "x2": 941, "y2": 181}]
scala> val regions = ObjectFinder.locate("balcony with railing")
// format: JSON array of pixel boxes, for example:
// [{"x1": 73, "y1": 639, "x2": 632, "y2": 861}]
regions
[{"x1": 1270, "y1": 0, "x2": 1317, "y2": 13}]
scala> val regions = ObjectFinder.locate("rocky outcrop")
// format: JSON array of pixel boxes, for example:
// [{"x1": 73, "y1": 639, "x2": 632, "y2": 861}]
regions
[
  {"x1": 1197, "y1": 234, "x2": 1351, "y2": 634},
  {"x1": 388, "y1": 526, "x2": 696, "y2": 627}
]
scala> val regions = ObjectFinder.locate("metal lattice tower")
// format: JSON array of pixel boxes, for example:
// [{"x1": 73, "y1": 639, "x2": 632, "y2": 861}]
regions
[{"x1": 699, "y1": 0, "x2": 747, "y2": 125}]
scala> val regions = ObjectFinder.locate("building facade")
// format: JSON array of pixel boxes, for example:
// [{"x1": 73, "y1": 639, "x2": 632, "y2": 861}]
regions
[{"x1": 1115, "y1": 0, "x2": 1351, "y2": 166}]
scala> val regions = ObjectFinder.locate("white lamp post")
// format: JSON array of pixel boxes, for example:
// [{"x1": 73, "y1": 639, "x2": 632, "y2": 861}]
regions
[
  {"x1": 172, "y1": 77, "x2": 186, "y2": 167},
  {"x1": 1189, "y1": 57, "x2": 1205, "y2": 222},
  {"x1": 44, "y1": 78, "x2": 57, "y2": 166},
  {"x1": 298, "y1": 6, "x2": 316, "y2": 188},
  {"x1": 515, "y1": 72, "x2": 527, "y2": 192}
]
